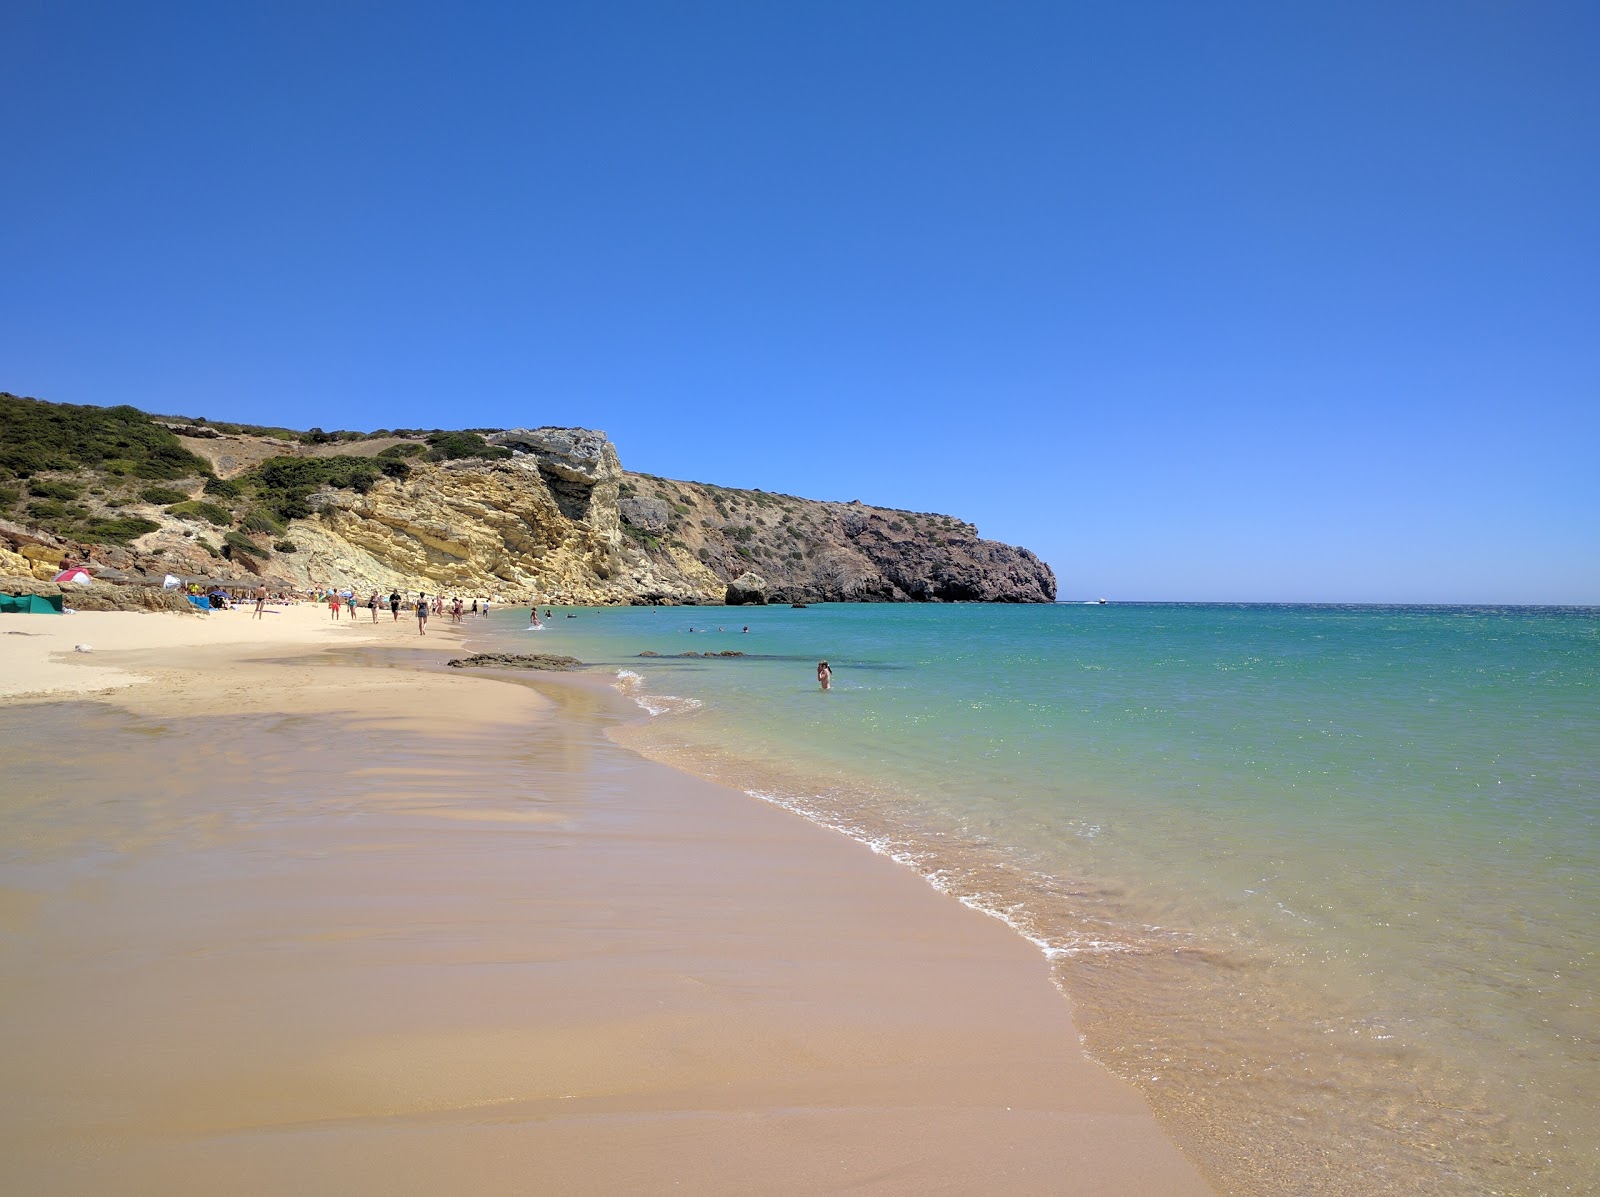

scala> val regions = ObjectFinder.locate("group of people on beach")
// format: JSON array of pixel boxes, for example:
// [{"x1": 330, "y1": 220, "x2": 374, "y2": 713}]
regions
[
  {"x1": 310, "y1": 587, "x2": 498, "y2": 634},
  {"x1": 240, "y1": 584, "x2": 839, "y2": 687}
]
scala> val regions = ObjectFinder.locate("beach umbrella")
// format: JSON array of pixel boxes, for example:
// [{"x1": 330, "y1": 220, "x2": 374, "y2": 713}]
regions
[{"x1": 53, "y1": 567, "x2": 95, "y2": 586}]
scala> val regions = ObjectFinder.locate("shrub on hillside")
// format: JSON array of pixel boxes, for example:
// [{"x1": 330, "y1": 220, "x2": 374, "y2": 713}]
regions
[
  {"x1": 245, "y1": 454, "x2": 401, "y2": 522},
  {"x1": 0, "y1": 393, "x2": 210, "y2": 480},
  {"x1": 78, "y1": 516, "x2": 160, "y2": 545},
  {"x1": 166, "y1": 500, "x2": 233, "y2": 526},
  {"x1": 140, "y1": 485, "x2": 189, "y2": 505},
  {"x1": 239, "y1": 509, "x2": 284, "y2": 535},
  {"x1": 203, "y1": 476, "x2": 242, "y2": 499},
  {"x1": 424, "y1": 430, "x2": 512, "y2": 463},
  {"x1": 28, "y1": 478, "x2": 84, "y2": 500}
]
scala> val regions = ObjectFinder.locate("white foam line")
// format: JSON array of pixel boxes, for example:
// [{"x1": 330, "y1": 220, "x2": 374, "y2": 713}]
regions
[
  {"x1": 610, "y1": 669, "x2": 702, "y2": 717},
  {"x1": 744, "y1": 788, "x2": 1136, "y2": 964}
]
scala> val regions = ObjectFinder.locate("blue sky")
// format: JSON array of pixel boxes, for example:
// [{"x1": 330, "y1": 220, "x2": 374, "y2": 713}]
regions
[{"x1": 3, "y1": 1, "x2": 1595, "y2": 602}]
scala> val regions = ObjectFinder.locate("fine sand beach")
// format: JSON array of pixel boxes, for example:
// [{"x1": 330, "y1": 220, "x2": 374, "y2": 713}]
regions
[{"x1": 0, "y1": 604, "x2": 1211, "y2": 1196}]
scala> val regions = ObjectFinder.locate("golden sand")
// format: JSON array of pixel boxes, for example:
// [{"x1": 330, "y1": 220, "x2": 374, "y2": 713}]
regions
[{"x1": 0, "y1": 604, "x2": 1211, "y2": 1195}]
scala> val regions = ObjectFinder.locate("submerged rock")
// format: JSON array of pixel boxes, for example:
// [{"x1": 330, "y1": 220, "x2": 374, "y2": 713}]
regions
[{"x1": 445, "y1": 653, "x2": 584, "y2": 671}]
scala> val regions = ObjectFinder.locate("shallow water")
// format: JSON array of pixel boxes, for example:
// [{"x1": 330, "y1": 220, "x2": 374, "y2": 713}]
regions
[{"x1": 482, "y1": 601, "x2": 1600, "y2": 1195}]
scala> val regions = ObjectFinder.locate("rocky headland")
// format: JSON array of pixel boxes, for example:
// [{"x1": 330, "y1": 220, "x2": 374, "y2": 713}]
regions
[{"x1": 0, "y1": 394, "x2": 1056, "y2": 605}]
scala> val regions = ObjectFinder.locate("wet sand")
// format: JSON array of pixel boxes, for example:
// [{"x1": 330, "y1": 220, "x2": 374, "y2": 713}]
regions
[{"x1": 0, "y1": 606, "x2": 1212, "y2": 1195}]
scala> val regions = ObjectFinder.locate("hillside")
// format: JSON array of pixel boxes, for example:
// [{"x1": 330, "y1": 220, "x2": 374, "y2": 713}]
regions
[{"x1": 0, "y1": 393, "x2": 1056, "y2": 604}]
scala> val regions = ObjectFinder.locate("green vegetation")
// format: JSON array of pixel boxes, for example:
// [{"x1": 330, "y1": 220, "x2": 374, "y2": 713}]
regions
[
  {"x1": 27, "y1": 499, "x2": 87, "y2": 524},
  {"x1": 28, "y1": 478, "x2": 84, "y2": 500},
  {"x1": 378, "y1": 442, "x2": 426, "y2": 459},
  {"x1": 78, "y1": 516, "x2": 161, "y2": 545},
  {"x1": 622, "y1": 524, "x2": 661, "y2": 551},
  {"x1": 245, "y1": 454, "x2": 408, "y2": 521},
  {"x1": 239, "y1": 509, "x2": 284, "y2": 535},
  {"x1": 273, "y1": 540, "x2": 298, "y2": 554},
  {"x1": 139, "y1": 485, "x2": 189, "y2": 505},
  {"x1": 0, "y1": 393, "x2": 210, "y2": 481},
  {"x1": 203, "y1": 476, "x2": 242, "y2": 499},
  {"x1": 223, "y1": 530, "x2": 259, "y2": 553},
  {"x1": 166, "y1": 500, "x2": 233, "y2": 527},
  {"x1": 0, "y1": 485, "x2": 18, "y2": 510},
  {"x1": 424, "y1": 430, "x2": 512, "y2": 462}
]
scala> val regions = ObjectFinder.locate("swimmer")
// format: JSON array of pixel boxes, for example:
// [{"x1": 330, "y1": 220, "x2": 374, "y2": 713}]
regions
[{"x1": 817, "y1": 660, "x2": 832, "y2": 691}]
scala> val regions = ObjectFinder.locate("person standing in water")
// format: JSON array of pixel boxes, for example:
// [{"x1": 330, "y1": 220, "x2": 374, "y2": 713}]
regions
[{"x1": 817, "y1": 660, "x2": 832, "y2": 691}]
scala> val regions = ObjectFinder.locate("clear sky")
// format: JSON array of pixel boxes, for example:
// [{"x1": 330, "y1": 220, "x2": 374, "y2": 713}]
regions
[{"x1": 3, "y1": 2, "x2": 1595, "y2": 603}]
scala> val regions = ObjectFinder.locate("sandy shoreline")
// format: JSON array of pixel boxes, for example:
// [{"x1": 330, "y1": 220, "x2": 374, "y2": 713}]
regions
[{"x1": 0, "y1": 605, "x2": 1212, "y2": 1195}]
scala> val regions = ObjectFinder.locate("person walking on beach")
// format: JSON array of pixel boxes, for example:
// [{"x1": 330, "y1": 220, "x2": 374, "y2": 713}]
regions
[
  {"x1": 367, "y1": 591, "x2": 380, "y2": 622},
  {"x1": 389, "y1": 589, "x2": 402, "y2": 621},
  {"x1": 344, "y1": 590, "x2": 356, "y2": 620},
  {"x1": 416, "y1": 592, "x2": 429, "y2": 636},
  {"x1": 252, "y1": 583, "x2": 268, "y2": 620},
  {"x1": 817, "y1": 660, "x2": 832, "y2": 691}
]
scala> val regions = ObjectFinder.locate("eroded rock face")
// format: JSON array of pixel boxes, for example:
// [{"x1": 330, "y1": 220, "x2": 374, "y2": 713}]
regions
[
  {"x1": 488, "y1": 428, "x2": 621, "y2": 524},
  {"x1": 619, "y1": 497, "x2": 670, "y2": 534},
  {"x1": 254, "y1": 435, "x2": 1058, "y2": 604},
  {"x1": 2, "y1": 422, "x2": 1056, "y2": 605}
]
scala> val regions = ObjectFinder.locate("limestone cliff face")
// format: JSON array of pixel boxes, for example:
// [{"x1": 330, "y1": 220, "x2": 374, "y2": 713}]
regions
[
  {"x1": 262, "y1": 428, "x2": 1054, "y2": 602},
  {"x1": 266, "y1": 431, "x2": 727, "y2": 602},
  {"x1": 4, "y1": 422, "x2": 1055, "y2": 604}
]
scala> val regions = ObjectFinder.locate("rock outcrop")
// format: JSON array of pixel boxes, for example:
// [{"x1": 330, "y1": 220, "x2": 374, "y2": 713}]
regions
[
  {"x1": 445, "y1": 653, "x2": 584, "y2": 671},
  {"x1": 1, "y1": 408, "x2": 1057, "y2": 604},
  {"x1": 724, "y1": 571, "x2": 768, "y2": 606},
  {"x1": 0, "y1": 575, "x2": 196, "y2": 612}
]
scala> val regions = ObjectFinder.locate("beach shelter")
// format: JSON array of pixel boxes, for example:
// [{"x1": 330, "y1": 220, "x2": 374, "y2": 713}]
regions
[
  {"x1": 162, "y1": 574, "x2": 181, "y2": 589},
  {"x1": 53, "y1": 567, "x2": 95, "y2": 586},
  {"x1": 0, "y1": 592, "x2": 65, "y2": 614}
]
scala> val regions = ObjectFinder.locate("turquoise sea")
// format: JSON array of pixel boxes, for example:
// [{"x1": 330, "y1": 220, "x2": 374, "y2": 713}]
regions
[{"x1": 478, "y1": 602, "x2": 1598, "y2": 1196}]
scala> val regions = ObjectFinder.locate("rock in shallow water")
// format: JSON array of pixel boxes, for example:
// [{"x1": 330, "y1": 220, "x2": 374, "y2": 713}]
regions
[{"x1": 445, "y1": 653, "x2": 584, "y2": 671}]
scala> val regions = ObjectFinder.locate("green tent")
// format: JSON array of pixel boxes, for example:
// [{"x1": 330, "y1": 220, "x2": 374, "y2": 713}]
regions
[{"x1": 0, "y1": 592, "x2": 65, "y2": 614}]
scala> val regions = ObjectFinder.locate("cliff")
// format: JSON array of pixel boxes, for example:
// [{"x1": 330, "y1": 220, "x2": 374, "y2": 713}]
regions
[{"x1": 0, "y1": 396, "x2": 1056, "y2": 604}]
